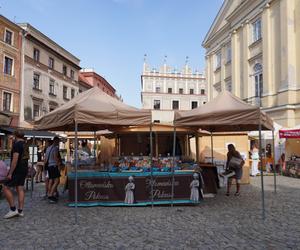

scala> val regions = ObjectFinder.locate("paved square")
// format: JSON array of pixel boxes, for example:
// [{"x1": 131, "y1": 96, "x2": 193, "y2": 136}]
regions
[{"x1": 0, "y1": 176, "x2": 299, "y2": 249}]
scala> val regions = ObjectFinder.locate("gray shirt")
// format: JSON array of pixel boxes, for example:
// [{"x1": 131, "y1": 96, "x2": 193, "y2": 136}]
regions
[{"x1": 45, "y1": 145, "x2": 59, "y2": 167}]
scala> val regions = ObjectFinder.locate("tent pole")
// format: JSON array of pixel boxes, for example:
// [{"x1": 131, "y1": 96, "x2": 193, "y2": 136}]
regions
[
  {"x1": 272, "y1": 130, "x2": 277, "y2": 194},
  {"x1": 31, "y1": 136, "x2": 35, "y2": 199},
  {"x1": 94, "y1": 131, "x2": 96, "y2": 161},
  {"x1": 74, "y1": 121, "x2": 78, "y2": 224},
  {"x1": 210, "y1": 133, "x2": 214, "y2": 165},
  {"x1": 150, "y1": 123, "x2": 153, "y2": 208},
  {"x1": 195, "y1": 132, "x2": 199, "y2": 162},
  {"x1": 171, "y1": 125, "x2": 176, "y2": 207},
  {"x1": 258, "y1": 114, "x2": 265, "y2": 220}
]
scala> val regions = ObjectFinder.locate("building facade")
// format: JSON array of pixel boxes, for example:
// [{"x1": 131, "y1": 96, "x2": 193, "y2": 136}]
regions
[
  {"x1": 79, "y1": 69, "x2": 117, "y2": 98},
  {"x1": 203, "y1": 0, "x2": 300, "y2": 128},
  {"x1": 141, "y1": 60, "x2": 207, "y2": 123},
  {"x1": 0, "y1": 15, "x2": 22, "y2": 127},
  {"x1": 19, "y1": 23, "x2": 81, "y2": 125}
]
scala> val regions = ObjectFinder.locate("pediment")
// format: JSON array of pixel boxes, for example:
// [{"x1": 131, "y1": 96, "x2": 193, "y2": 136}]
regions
[{"x1": 203, "y1": 0, "x2": 245, "y2": 46}]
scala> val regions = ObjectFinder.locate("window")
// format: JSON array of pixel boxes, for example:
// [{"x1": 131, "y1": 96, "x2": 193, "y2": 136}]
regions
[
  {"x1": 63, "y1": 86, "x2": 68, "y2": 99},
  {"x1": 3, "y1": 92, "x2": 12, "y2": 112},
  {"x1": 190, "y1": 89, "x2": 194, "y2": 94},
  {"x1": 33, "y1": 48, "x2": 40, "y2": 62},
  {"x1": 172, "y1": 100, "x2": 179, "y2": 110},
  {"x1": 155, "y1": 87, "x2": 160, "y2": 93},
  {"x1": 4, "y1": 29, "x2": 13, "y2": 45},
  {"x1": 49, "y1": 79, "x2": 55, "y2": 95},
  {"x1": 168, "y1": 88, "x2": 172, "y2": 93},
  {"x1": 4, "y1": 56, "x2": 13, "y2": 75},
  {"x1": 153, "y1": 100, "x2": 160, "y2": 110},
  {"x1": 70, "y1": 70, "x2": 74, "y2": 80},
  {"x1": 63, "y1": 65, "x2": 67, "y2": 76},
  {"x1": 200, "y1": 89, "x2": 205, "y2": 95},
  {"x1": 215, "y1": 52, "x2": 221, "y2": 69},
  {"x1": 33, "y1": 73, "x2": 40, "y2": 89},
  {"x1": 48, "y1": 57, "x2": 54, "y2": 69},
  {"x1": 226, "y1": 44, "x2": 231, "y2": 63},
  {"x1": 71, "y1": 88, "x2": 75, "y2": 99},
  {"x1": 254, "y1": 63, "x2": 263, "y2": 97},
  {"x1": 214, "y1": 82, "x2": 221, "y2": 93},
  {"x1": 33, "y1": 104, "x2": 40, "y2": 118},
  {"x1": 179, "y1": 88, "x2": 184, "y2": 94},
  {"x1": 252, "y1": 19, "x2": 262, "y2": 42},
  {"x1": 226, "y1": 81, "x2": 232, "y2": 92},
  {"x1": 191, "y1": 101, "x2": 198, "y2": 109}
]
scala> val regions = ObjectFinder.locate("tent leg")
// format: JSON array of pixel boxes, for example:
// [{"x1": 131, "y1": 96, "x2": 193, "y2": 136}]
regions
[
  {"x1": 210, "y1": 133, "x2": 214, "y2": 165},
  {"x1": 150, "y1": 123, "x2": 154, "y2": 208},
  {"x1": 31, "y1": 136, "x2": 35, "y2": 199},
  {"x1": 272, "y1": 130, "x2": 277, "y2": 194},
  {"x1": 195, "y1": 133, "x2": 199, "y2": 162},
  {"x1": 171, "y1": 126, "x2": 176, "y2": 207},
  {"x1": 74, "y1": 121, "x2": 79, "y2": 224},
  {"x1": 259, "y1": 122, "x2": 265, "y2": 220}
]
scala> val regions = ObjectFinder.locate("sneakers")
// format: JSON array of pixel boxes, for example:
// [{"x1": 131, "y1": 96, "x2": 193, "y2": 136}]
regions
[
  {"x1": 48, "y1": 196, "x2": 58, "y2": 203},
  {"x1": 18, "y1": 211, "x2": 24, "y2": 217},
  {"x1": 3, "y1": 210, "x2": 19, "y2": 219}
]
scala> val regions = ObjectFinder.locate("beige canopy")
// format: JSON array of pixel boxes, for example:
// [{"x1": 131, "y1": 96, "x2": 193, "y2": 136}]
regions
[
  {"x1": 174, "y1": 91, "x2": 274, "y2": 132},
  {"x1": 35, "y1": 87, "x2": 151, "y2": 131}
]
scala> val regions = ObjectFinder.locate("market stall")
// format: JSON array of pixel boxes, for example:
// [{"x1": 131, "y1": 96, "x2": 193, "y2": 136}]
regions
[
  {"x1": 279, "y1": 127, "x2": 300, "y2": 178},
  {"x1": 35, "y1": 87, "x2": 202, "y2": 211},
  {"x1": 174, "y1": 91, "x2": 274, "y2": 218}
]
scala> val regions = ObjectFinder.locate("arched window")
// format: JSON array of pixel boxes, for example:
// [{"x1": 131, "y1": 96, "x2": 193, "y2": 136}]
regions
[{"x1": 254, "y1": 63, "x2": 263, "y2": 97}]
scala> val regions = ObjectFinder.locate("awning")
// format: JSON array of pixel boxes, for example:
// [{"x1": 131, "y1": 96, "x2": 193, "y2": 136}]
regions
[
  {"x1": 279, "y1": 129, "x2": 300, "y2": 139},
  {"x1": 0, "y1": 127, "x2": 58, "y2": 139}
]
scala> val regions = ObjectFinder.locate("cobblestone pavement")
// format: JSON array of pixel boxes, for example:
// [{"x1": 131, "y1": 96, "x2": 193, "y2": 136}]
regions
[{"x1": 0, "y1": 176, "x2": 299, "y2": 250}]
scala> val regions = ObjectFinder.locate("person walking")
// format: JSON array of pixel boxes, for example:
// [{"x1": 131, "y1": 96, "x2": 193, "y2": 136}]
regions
[
  {"x1": 225, "y1": 144, "x2": 244, "y2": 196},
  {"x1": 44, "y1": 137, "x2": 62, "y2": 203},
  {"x1": 3, "y1": 131, "x2": 29, "y2": 219}
]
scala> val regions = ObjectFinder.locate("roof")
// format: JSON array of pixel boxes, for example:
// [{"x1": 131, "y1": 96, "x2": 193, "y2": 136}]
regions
[
  {"x1": 35, "y1": 87, "x2": 152, "y2": 131},
  {"x1": 18, "y1": 23, "x2": 80, "y2": 67},
  {"x1": 174, "y1": 90, "x2": 274, "y2": 132},
  {"x1": 0, "y1": 15, "x2": 22, "y2": 31}
]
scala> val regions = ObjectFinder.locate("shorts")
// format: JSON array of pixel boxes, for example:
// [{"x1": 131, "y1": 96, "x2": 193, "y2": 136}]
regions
[
  {"x1": 48, "y1": 166, "x2": 61, "y2": 180},
  {"x1": 228, "y1": 168, "x2": 243, "y2": 183},
  {"x1": 5, "y1": 163, "x2": 28, "y2": 187}
]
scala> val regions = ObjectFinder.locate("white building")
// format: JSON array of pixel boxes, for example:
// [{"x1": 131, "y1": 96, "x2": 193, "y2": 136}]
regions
[
  {"x1": 141, "y1": 59, "x2": 207, "y2": 123},
  {"x1": 19, "y1": 23, "x2": 81, "y2": 125}
]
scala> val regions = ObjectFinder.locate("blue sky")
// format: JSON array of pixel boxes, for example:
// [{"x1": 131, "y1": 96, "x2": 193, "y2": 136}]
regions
[{"x1": 1, "y1": 0, "x2": 223, "y2": 107}]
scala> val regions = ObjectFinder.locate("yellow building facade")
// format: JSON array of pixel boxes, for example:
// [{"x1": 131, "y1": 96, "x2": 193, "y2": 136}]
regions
[{"x1": 203, "y1": 0, "x2": 300, "y2": 128}]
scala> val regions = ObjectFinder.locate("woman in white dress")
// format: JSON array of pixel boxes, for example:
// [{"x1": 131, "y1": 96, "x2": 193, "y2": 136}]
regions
[
  {"x1": 124, "y1": 176, "x2": 135, "y2": 204},
  {"x1": 251, "y1": 143, "x2": 260, "y2": 176},
  {"x1": 190, "y1": 173, "x2": 199, "y2": 202}
]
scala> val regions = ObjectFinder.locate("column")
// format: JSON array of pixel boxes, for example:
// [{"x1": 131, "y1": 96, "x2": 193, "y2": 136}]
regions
[
  {"x1": 231, "y1": 30, "x2": 240, "y2": 96},
  {"x1": 279, "y1": 0, "x2": 297, "y2": 90}
]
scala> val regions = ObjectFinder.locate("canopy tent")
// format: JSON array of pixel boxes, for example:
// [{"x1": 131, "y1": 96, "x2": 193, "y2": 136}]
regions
[
  {"x1": 35, "y1": 87, "x2": 151, "y2": 131},
  {"x1": 174, "y1": 90, "x2": 273, "y2": 132},
  {"x1": 34, "y1": 87, "x2": 152, "y2": 222},
  {"x1": 174, "y1": 90, "x2": 275, "y2": 220}
]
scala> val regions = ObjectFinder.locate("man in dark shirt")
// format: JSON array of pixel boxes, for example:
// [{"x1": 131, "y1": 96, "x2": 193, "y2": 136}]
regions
[{"x1": 3, "y1": 130, "x2": 29, "y2": 219}]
